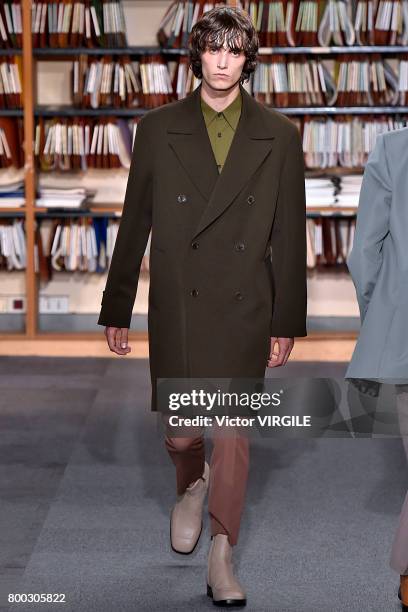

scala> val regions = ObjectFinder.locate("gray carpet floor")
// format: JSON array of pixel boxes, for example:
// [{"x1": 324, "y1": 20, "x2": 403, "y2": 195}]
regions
[{"x1": 0, "y1": 357, "x2": 406, "y2": 612}]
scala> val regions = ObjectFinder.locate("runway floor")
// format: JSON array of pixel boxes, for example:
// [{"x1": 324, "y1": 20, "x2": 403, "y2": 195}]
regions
[{"x1": 0, "y1": 356, "x2": 406, "y2": 611}]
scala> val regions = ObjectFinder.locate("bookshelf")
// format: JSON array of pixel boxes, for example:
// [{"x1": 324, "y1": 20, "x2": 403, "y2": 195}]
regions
[{"x1": 3, "y1": 0, "x2": 407, "y2": 341}]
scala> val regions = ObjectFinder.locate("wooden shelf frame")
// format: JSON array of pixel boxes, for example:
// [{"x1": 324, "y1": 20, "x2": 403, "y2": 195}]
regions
[
  {"x1": 29, "y1": 44, "x2": 408, "y2": 56},
  {"x1": 22, "y1": 0, "x2": 36, "y2": 338}
]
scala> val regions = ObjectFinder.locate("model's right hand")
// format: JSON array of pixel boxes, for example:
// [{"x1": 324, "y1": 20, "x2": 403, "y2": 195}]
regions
[{"x1": 104, "y1": 327, "x2": 131, "y2": 355}]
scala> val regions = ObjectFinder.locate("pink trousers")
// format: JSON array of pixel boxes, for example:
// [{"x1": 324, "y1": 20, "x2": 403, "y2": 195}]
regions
[{"x1": 162, "y1": 414, "x2": 249, "y2": 547}]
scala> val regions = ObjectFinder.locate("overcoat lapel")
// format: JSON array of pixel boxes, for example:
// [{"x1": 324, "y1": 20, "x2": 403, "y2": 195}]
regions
[{"x1": 167, "y1": 82, "x2": 276, "y2": 240}]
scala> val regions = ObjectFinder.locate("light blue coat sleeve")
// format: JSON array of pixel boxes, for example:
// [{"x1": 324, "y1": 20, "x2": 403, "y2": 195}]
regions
[{"x1": 347, "y1": 133, "x2": 392, "y2": 322}]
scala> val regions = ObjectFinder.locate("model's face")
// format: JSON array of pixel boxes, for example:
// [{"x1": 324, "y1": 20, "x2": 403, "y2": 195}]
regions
[{"x1": 200, "y1": 36, "x2": 246, "y2": 91}]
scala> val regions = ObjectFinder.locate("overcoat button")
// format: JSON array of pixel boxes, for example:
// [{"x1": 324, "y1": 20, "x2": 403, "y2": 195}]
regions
[
  {"x1": 247, "y1": 195, "x2": 255, "y2": 204},
  {"x1": 235, "y1": 242, "x2": 245, "y2": 251},
  {"x1": 191, "y1": 241, "x2": 199, "y2": 249},
  {"x1": 191, "y1": 288, "x2": 199, "y2": 297},
  {"x1": 177, "y1": 194, "x2": 187, "y2": 203},
  {"x1": 235, "y1": 291, "x2": 244, "y2": 300}
]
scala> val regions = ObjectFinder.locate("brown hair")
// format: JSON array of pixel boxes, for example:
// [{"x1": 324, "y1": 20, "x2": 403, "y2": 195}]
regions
[{"x1": 188, "y1": 6, "x2": 259, "y2": 84}]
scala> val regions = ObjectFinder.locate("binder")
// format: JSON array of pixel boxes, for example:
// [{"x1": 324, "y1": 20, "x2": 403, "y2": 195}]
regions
[{"x1": 31, "y1": 0, "x2": 128, "y2": 48}]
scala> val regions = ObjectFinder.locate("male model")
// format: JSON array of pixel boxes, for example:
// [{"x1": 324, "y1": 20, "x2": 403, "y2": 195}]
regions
[
  {"x1": 346, "y1": 129, "x2": 408, "y2": 610},
  {"x1": 98, "y1": 6, "x2": 307, "y2": 607}
]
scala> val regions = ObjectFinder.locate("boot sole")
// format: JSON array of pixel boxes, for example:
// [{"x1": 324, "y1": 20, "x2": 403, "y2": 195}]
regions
[
  {"x1": 207, "y1": 583, "x2": 246, "y2": 607},
  {"x1": 169, "y1": 510, "x2": 203, "y2": 555}
]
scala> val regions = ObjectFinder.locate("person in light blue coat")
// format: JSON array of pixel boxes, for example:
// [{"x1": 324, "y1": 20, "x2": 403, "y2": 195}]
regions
[
  {"x1": 347, "y1": 128, "x2": 408, "y2": 382},
  {"x1": 346, "y1": 127, "x2": 408, "y2": 610}
]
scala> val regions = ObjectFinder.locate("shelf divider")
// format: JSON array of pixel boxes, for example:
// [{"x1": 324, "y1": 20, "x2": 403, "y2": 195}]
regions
[{"x1": 22, "y1": 0, "x2": 37, "y2": 338}]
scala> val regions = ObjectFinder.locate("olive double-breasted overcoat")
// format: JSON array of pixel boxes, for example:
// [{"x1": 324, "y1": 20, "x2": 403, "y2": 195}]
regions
[{"x1": 98, "y1": 81, "x2": 307, "y2": 411}]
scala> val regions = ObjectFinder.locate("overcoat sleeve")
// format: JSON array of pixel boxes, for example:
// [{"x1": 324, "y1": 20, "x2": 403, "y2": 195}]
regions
[
  {"x1": 270, "y1": 125, "x2": 307, "y2": 338},
  {"x1": 97, "y1": 116, "x2": 154, "y2": 328},
  {"x1": 347, "y1": 133, "x2": 392, "y2": 323}
]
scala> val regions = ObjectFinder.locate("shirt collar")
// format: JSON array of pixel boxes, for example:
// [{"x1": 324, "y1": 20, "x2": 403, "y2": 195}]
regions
[{"x1": 200, "y1": 90, "x2": 242, "y2": 131}]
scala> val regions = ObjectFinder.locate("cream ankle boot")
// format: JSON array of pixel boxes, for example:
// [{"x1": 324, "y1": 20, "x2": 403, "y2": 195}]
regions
[
  {"x1": 207, "y1": 533, "x2": 246, "y2": 607},
  {"x1": 170, "y1": 461, "x2": 210, "y2": 554}
]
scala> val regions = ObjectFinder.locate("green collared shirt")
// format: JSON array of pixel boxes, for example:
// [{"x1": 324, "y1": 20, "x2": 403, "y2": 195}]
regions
[{"x1": 200, "y1": 91, "x2": 242, "y2": 174}]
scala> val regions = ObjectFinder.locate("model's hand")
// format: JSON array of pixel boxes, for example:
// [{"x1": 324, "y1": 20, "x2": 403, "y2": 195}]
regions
[
  {"x1": 104, "y1": 327, "x2": 131, "y2": 355},
  {"x1": 267, "y1": 337, "x2": 294, "y2": 367}
]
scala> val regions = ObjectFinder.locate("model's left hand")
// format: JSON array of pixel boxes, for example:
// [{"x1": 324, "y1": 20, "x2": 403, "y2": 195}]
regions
[{"x1": 267, "y1": 337, "x2": 294, "y2": 367}]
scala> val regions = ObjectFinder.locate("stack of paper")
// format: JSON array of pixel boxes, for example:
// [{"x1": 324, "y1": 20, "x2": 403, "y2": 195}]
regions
[
  {"x1": 305, "y1": 177, "x2": 337, "y2": 208},
  {"x1": 336, "y1": 175, "x2": 363, "y2": 208},
  {"x1": 35, "y1": 186, "x2": 96, "y2": 209},
  {"x1": 0, "y1": 179, "x2": 25, "y2": 207}
]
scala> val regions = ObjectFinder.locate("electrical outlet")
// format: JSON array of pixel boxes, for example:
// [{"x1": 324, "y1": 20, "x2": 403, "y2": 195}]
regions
[
  {"x1": 39, "y1": 296, "x2": 69, "y2": 314},
  {"x1": 0, "y1": 296, "x2": 26, "y2": 313},
  {"x1": 11, "y1": 298, "x2": 25, "y2": 312}
]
